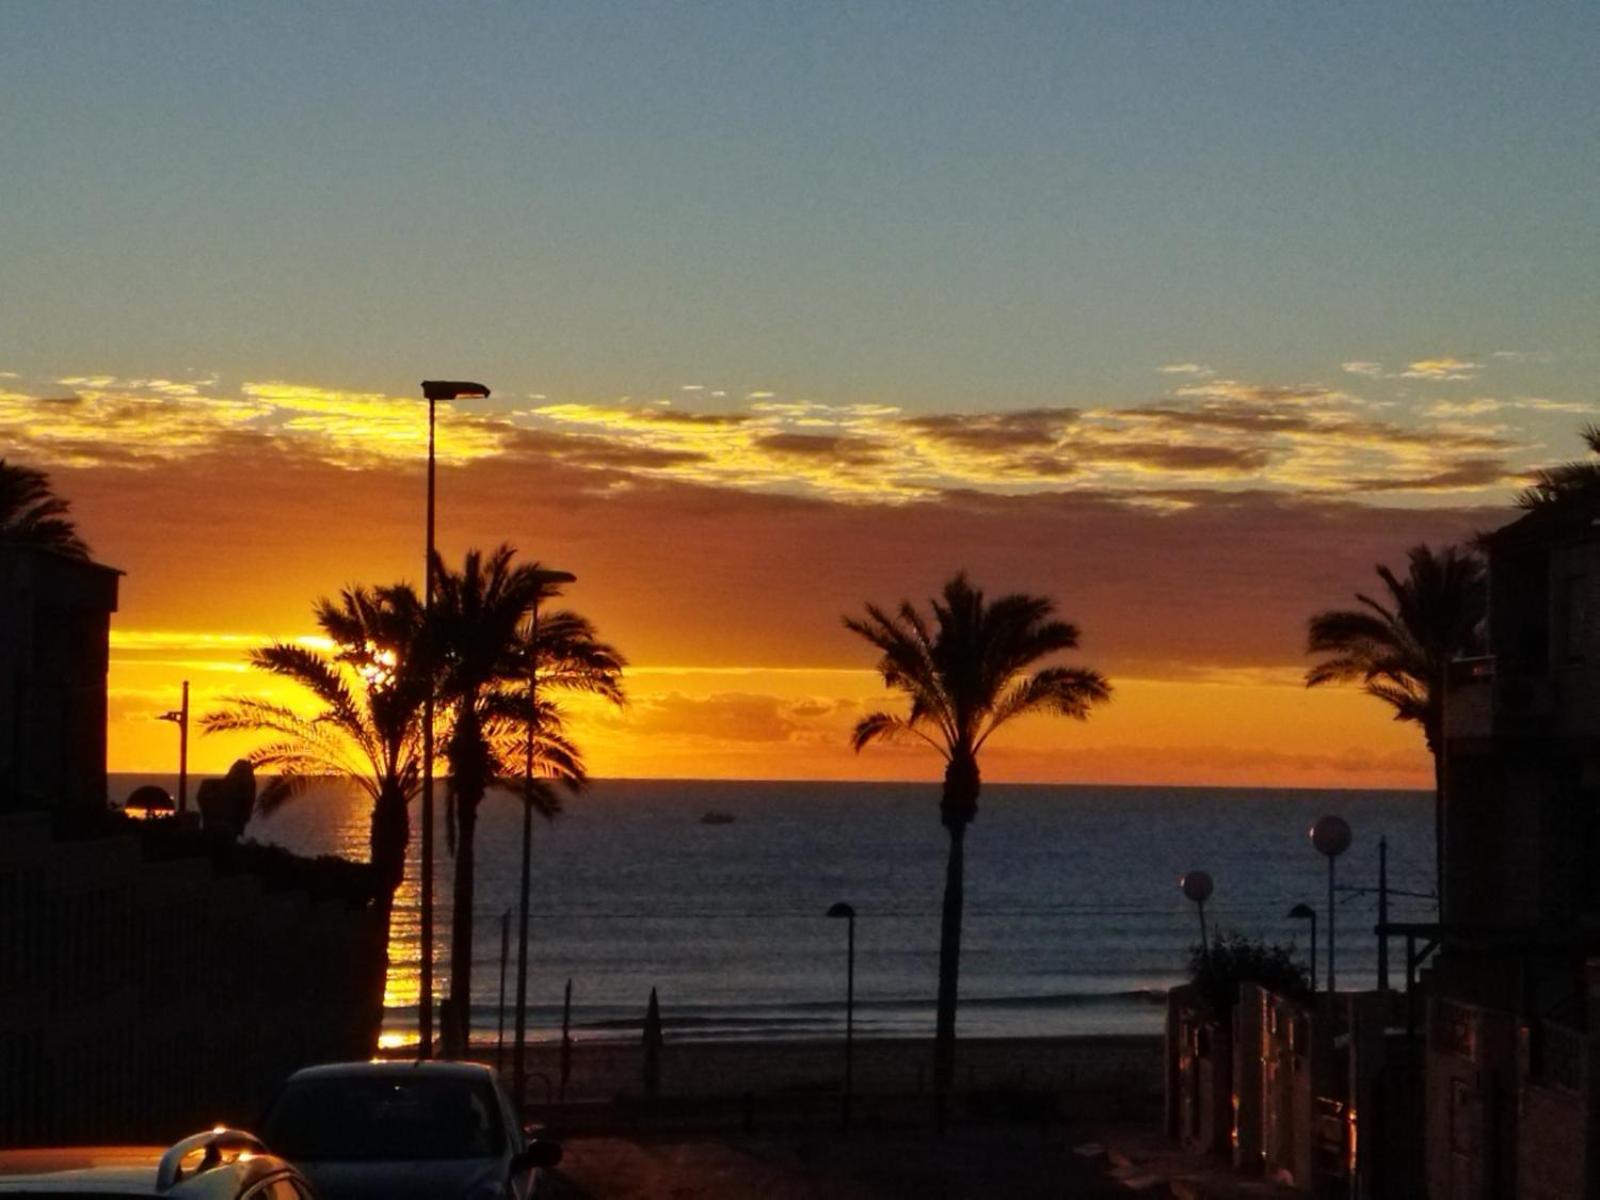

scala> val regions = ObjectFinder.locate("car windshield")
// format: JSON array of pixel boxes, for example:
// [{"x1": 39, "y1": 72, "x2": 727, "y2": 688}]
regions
[{"x1": 262, "y1": 1076, "x2": 506, "y2": 1163}]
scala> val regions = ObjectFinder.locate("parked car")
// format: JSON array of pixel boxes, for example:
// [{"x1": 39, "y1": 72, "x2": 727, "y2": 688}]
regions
[
  {"x1": 259, "y1": 1062, "x2": 561, "y2": 1200},
  {"x1": 0, "y1": 1127, "x2": 316, "y2": 1198}
]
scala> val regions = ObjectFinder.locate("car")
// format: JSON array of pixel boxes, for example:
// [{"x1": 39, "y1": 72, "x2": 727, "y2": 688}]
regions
[
  {"x1": 0, "y1": 1127, "x2": 316, "y2": 1198},
  {"x1": 259, "y1": 1062, "x2": 561, "y2": 1200}
]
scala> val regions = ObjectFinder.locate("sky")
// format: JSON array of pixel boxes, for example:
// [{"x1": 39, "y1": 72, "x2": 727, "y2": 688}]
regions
[{"x1": 3, "y1": 2, "x2": 1597, "y2": 787}]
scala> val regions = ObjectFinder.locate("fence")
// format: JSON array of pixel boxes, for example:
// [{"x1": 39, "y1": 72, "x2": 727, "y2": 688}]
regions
[{"x1": 0, "y1": 813, "x2": 387, "y2": 1145}]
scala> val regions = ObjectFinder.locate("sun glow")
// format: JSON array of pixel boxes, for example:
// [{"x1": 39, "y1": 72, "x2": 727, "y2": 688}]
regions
[{"x1": 107, "y1": 632, "x2": 1431, "y2": 789}]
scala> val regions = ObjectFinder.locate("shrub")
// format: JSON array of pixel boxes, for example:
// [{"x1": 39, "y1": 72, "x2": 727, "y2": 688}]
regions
[{"x1": 1188, "y1": 930, "x2": 1310, "y2": 1017}]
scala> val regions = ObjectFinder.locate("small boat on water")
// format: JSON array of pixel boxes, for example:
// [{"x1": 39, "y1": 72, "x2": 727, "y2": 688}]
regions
[{"x1": 699, "y1": 810, "x2": 737, "y2": 826}]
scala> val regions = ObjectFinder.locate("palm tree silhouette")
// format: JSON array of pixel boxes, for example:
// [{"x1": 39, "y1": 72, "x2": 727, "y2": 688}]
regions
[
  {"x1": 203, "y1": 583, "x2": 429, "y2": 932},
  {"x1": 1518, "y1": 424, "x2": 1600, "y2": 508},
  {"x1": 0, "y1": 459, "x2": 89, "y2": 558},
  {"x1": 430, "y1": 546, "x2": 624, "y2": 1051},
  {"x1": 1305, "y1": 543, "x2": 1485, "y2": 901},
  {"x1": 845, "y1": 572, "x2": 1111, "y2": 1094}
]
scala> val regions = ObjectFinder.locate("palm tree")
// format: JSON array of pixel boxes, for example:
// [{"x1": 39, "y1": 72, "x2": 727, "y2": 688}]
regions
[
  {"x1": 0, "y1": 459, "x2": 89, "y2": 558},
  {"x1": 1518, "y1": 424, "x2": 1600, "y2": 508},
  {"x1": 845, "y1": 572, "x2": 1111, "y2": 1093},
  {"x1": 202, "y1": 583, "x2": 429, "y2": 929},
  {"x1": 430, "y1": 547, "x2": 624, "y2": 1052},
  {"x1": 1305, "y1": 543, "x2": 1486, "y2": 901}
]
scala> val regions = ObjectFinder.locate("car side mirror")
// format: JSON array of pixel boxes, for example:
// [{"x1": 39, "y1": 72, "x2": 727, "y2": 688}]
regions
[{"x1": 513, "y1": 1138, "x2": 562, "y2": 1172}]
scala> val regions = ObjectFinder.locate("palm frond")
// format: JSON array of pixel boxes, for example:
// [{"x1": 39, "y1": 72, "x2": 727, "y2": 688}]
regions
[{"x1": 0, "y1": 459, "x2": 90, "y2": 558}]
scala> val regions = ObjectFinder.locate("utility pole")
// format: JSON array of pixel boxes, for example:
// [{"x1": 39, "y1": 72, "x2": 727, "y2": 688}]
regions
[{"x1": 159, "y1": 681, "x2": 190, "y2": 816}]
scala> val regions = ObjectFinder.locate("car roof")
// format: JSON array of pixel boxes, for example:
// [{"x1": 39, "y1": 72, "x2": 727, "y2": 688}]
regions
[
  {"x1": 0, "y1": 1139, "x2": 301, "y2": 1196},
  {"x1": 285, "y1": 1059, "x2": 499, "y2": 1084},
  {"x1": 0, "y1": 1146, "x2": 161, "y2": 1193}
]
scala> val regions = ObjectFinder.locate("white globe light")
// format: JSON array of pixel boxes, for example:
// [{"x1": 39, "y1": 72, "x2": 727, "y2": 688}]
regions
[
  {"x1": 1180, "y1": 870, "x2": 1214, "y2": 903},
  {"x1": 1310, "y1": 815, "x2": 1352, "y2": 858}
]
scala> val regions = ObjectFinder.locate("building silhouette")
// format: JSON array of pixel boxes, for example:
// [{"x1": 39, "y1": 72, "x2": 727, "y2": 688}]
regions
[
  {"x1": 0, "y1": 542, "x2": 387, "y2": 1144},
  {"x1": 0, "y1": 545, "x2": 121, "y2": 814},
  {"x1": 1429, "y1": 499, "x2": 1600, "y2": 1198}
]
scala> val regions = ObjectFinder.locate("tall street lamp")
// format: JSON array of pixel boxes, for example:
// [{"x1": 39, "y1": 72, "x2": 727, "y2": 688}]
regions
[
  {"x1": 827, "y1": 901, "x2": 856, "y2": 1134},
  {"x1": 1288, "y1": 903, "x2": 1317, "y2": 993},
  {"x1": 1179, "y1": 870, "x2": 1213, "y2": 956},
  {"x1": 418, "y1": 379, "x2": 490, "y2": 1059},
  {"x1": 157, "y1": 680, "x2": 190, "y2": 817},
  {"x1": 1310, "y1": 815, "x2": 1352, "y2": 993},
  {"x1": 514, "y1": 568, "x2": 575, "y2": 1109}
]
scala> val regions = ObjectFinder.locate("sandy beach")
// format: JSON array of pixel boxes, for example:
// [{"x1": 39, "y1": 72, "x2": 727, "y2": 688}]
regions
[
  {"x1": 488, "y1": 1035, "x2": 1166, "y2": 1198},
  {"x1": 447, "y1": 1033, "x2": 1163, "y2": 1109}
]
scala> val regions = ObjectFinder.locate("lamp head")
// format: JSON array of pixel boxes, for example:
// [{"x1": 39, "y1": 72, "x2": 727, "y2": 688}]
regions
[
  {"x1": 827, "y1": 902, "x2": 855, "y2": 919},
  {"x1": 1179, "y1": 870, "x2": 1213, "y2": 904},
  {"x1": 421, "y1": 380, "x2": 491, "y2": 401},
  {"x1": 1310, "y1": 815, "x2": 1352, "y2": 858},
  {"x1": 1288, "y1": 903, "x2": 1316, "y2": 921}
]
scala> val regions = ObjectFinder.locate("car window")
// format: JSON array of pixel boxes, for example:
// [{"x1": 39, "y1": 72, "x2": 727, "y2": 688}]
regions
[
  {"x1": 263, "y1": 1077, "x2": 506, "y2": 1162},
  {"x1": 492, "y1": 1078, "x2": 524, "y2": 1151}
]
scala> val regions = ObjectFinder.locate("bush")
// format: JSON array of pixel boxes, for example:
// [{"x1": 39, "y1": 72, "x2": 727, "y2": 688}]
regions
[{"x1": 1188, "y1": 930, "x2": 1310, "y2": 1017}]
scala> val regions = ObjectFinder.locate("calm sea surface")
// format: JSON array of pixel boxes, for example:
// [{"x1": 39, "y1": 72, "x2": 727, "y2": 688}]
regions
[{"x1": 109, "y1": 776, "x2": 1435, "y2": 1045}]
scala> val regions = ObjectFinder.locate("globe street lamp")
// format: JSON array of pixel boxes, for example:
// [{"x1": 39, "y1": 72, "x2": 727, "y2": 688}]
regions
[
  {"x1": 418, "y1": 379, "x2": 490, "y2": 1059},
  {"x1": 1310, "y1": 815, "x2": 1352, "y2": 992},
  {"x1": 1180, "y1": 870, "x2": 1214, "y2": 955},
  {"x1": 827, "y1": 901, "x2": 856, "y2": 1134},
  {"x1": 1288, "y1": 903, "x2": 1317, "y2": 993},
  {"x1": 513, "y1": 568, "x2": 576, "y2": 1109}
]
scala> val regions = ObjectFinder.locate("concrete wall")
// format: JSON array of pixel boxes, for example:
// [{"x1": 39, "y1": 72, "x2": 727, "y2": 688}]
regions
[
  {"x1": 1166, "y1": 985, "x2": 1233, "y2": 1155},
  {"x1": 0, "y1": 813, "x2": 387, "y2": 1146},
  {"x1": 1515, "y1": 1020, "x2": 1600, "y2": 1200},
  {"x1": 1425, "y1": 997, "x2": 1520, "y2": 1200},
  {"x1": 1226, "y1": 987, "x2": 1412, "y2": 1197}
]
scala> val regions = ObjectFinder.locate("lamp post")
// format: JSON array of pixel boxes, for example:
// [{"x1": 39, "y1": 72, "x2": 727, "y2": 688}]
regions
[
  {"x1": 157, "y1": 680, "x2": 189, "y2": 817},
  {"x1": 1310, "y1": 815, "x2": 1352, "y2": 993},
  {"x1": 827, "y1": 901, "x2": 856, "y2": 1134},
  {"x1": 514, "y1": 568, "x2": 575, "y2": 1110},
  {"x1": 1288, "y1": 903, "x2": 1317, "y2": 993},
  {"x1": 418, "y1": 379, "x2": 490, "y2": 1060},
  {"x1": 1179, "y1": 870, "x2": 1214, "y2": 955}
]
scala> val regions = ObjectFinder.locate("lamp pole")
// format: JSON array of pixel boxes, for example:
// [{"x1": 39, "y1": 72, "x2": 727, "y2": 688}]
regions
[
  {"x1": 418, "y1": 380, "x2": 490, "y2": 1060},
  {"x1": 1180, "y1": 870, "x2": 1214, "y2": 956},
  {"x1": 1311, "y1": 816, "x2": 1352, "y2": 993},
  {"x1": 158, "y1": 680, "x2": 189, "y2": 817},
  {"x1": 514, "y1": 569, "x2": 575, "y2": 1110},
  {"x1": 827, "y1": 901, "x2": 856, "y2": 1134}
]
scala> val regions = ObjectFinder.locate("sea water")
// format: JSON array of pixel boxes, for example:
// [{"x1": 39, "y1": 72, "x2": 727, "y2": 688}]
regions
[{"x1": 109, "y1": 776, "x2": 1435, "y2": 1044}]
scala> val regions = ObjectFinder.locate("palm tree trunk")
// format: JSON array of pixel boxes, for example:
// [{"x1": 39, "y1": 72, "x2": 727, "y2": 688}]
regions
[
  {"x1": 369, "y1": 786, "x2": 409, "y2": 919},
  {"x1": 934, "y1": 819, "x2": 966, "y2": 1095},
  {"x1": 369, "y1": 784, "x2": 409, "y2": 984},
  {"x1": 448, "y1": 795, "x2": 479, "y2": 1057},
  {"x1": 934, "y1": 751, "x2": 979, "y2": 1095}
]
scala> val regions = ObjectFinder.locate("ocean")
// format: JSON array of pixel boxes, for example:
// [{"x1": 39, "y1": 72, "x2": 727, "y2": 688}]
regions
[{"x1": 108, "y1": 776, "x2": 1436, "y2": 1046}]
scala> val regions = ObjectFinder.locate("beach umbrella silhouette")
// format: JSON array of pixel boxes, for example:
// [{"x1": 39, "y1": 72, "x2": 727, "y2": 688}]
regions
[{"x1": 642, "y1": 987, "x2": 663, "y2": 1099}]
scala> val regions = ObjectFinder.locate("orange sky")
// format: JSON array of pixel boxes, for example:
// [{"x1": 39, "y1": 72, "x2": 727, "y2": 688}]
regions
[{"x1": 1, "y1": 371, "x2": 1526, "y2": 790}]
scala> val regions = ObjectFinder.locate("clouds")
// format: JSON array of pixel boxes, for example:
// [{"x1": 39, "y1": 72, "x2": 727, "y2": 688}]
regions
[
  {"x1": 1401, "y1": 357, "x2": 1483, "y2": 382},
  {"x1": 1, "y1": 361, "x2": 1555, "y2": 508},
  {"x1": 1342, "y1": 356, "x2": 1486, "y2": 383},
  {"x1": 61, "y1": 408, "x2": 1513, "y2": 787}
]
